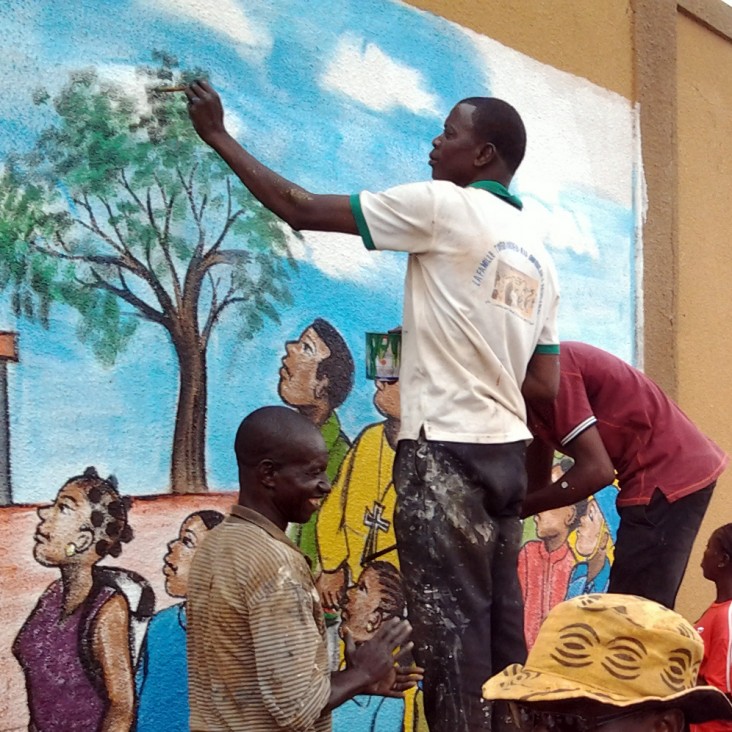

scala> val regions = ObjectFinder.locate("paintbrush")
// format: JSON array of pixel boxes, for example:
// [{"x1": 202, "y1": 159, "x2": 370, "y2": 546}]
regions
[{"x1": 152, "y1": 85, "x2": 188, "y2": 93}]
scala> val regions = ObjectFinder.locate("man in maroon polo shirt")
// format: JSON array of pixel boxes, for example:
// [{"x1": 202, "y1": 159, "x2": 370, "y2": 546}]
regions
[{"x1": 522, "y1": 341, "x2": 728, "y2": 608}]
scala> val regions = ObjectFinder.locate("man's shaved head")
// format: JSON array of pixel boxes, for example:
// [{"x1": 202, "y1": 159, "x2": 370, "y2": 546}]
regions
[
  {"x1": 458, "y1": 96, "x2": 527, "y2": 174},
  {"x1": 235, "y1": 406, "x2": 323, "y2": 472},
  {"x1": 234, "y1": 406, "x2": 330, "y2": 528}
]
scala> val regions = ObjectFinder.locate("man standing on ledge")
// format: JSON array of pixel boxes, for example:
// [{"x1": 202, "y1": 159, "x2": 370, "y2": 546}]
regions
[{"x1": 185, "y1": 80, "x2": 561, "y2": 732}]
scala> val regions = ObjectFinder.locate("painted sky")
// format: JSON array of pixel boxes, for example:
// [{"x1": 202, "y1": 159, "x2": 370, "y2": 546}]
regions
[{"x1": 1, "y1": 0, "x2": 641, "y2": 501}]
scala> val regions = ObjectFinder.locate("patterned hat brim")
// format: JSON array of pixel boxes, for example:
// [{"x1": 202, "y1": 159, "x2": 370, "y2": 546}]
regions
[{"x1": 482, "y1": 663, "x2": 732, "y2": 724}]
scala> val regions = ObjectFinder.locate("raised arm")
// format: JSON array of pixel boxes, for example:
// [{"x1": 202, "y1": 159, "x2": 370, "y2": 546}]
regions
[
  {"x1": 521, "y1": 424, "x2": 615, "y2": 518},
  {"x1": 186, "y1": 81, "x2": 357, "y2": 234}
]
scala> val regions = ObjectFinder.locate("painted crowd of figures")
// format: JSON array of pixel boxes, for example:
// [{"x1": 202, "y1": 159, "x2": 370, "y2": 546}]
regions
[{"x1": 12, "y1": 319, "x2": 617, "y2": 732}]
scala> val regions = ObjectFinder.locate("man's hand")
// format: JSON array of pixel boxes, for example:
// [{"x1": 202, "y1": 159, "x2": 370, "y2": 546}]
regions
[
  {"x1": 315, "y1": 567, "x2": 347, "y2": 610},
  {"x1": 364, "y1": 644, "x2": 424, "y2": 698},
  {"x1": 344, "y1": 617, "x2": 414, "y2": 689},
  {"x1": 327, "y1": 617, "x2": 415, "y2": 710},
  {"x1": 185, "y1": 80, "x2": 228, "y2": 145}
]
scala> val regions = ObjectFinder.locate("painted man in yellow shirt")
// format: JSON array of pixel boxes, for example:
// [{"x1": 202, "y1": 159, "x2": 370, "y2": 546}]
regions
[{"x1": 316, "y1": 378, "x2": 400, "y2": 611}]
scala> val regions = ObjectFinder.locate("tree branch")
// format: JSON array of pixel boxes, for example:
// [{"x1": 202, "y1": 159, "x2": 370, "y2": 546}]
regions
[
  {"x1": 32, "y1": 241, "x2": 129, "y2": 269},
  {"x1": 119, "y1": 169, "x2": 147, "y2": 215},
  {"x1": 86, "y1": 267, "x2": 169, "y2": 327},
  {"x1": 201, "y1": 285, "x2": 253, "y2": 349},
  {"x1": 96, "y1": 192, "x2": 130, "y2": 251},
  {"x1": 209, "y1": 207, "x2": 245, "y2": 256},
  {"x1": 71, "y1": 195, "x2": 126, "y2": 255}
]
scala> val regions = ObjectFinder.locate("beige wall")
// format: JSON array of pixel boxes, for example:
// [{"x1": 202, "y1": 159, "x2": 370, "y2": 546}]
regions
[
  {"x1": 406, "y1": 0, "x2": 732, "y2": 621},
  {"x1": 405, "y1": 0, "x2": 633, "y2": 98},
  {"x1": 675, "y1": 8, "x2": 732, "y2": 617}
]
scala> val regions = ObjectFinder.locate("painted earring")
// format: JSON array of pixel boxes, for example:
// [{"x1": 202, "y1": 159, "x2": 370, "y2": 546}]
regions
[
  {"x1": 366, "y1": 621, "x2": 374, "y2": 633},
  {"x1": 65, "y1": 542, "x2": 78, "y2": 557}
]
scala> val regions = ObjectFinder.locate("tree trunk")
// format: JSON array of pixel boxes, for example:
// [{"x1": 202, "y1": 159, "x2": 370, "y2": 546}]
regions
[{"x1": 170, "y1": 330, "x2": 208, "y2": 493}]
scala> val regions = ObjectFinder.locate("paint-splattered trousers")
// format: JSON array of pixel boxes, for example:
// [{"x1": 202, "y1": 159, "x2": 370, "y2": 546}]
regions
[
  {"x1": 610, "y1": 483, "x2": 715, "y2": 609},
  {"x1": 394, "y1": 434, "x2": 528, "y2": 732}
]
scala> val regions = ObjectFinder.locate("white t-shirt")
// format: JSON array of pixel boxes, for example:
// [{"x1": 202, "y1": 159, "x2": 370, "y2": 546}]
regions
[{"x1": 351, "y1": 179, "x2": 560, "y2": 444}]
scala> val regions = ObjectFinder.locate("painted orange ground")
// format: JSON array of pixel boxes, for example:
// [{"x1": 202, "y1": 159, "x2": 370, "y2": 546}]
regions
[{"x1": 0, "y1": 492, "x2": 236, "y2": 731}]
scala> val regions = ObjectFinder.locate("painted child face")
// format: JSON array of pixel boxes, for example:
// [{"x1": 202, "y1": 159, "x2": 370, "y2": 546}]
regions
[
  {"x1": 33, "y1": 481, "x2": 94, "y2": 567},
  {"x1": 575, "y1": 500, "x2": 607, "y2": 558},
  {"x1": 278, "y1": 326, "x2": 331, "y2": 409},
  {"x1": 163, "y1": 514, "x2": 211, "y2": 598},
  {"x1": 534, "y1": 506, "x2": 575, "y2": 541},
  {"x1": 339, "y1": 566, "x2": 385, "y2": 644},
  {"x1": 373, "y1": 378, "x2": 400, "y2": 420}
]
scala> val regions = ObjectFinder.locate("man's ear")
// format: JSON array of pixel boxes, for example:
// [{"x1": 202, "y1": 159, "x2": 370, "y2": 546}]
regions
[
  {"x1": 314, "y1": 376, "x2": 329, "y2": 403},
  {"x1": 257, "y1": 459, "x2": 278, "y2": 488},
  {"x1": 475, "y1": 142, "x2": 498, "y2": 167},
  {"x1": 650, "y1": 709, "x2": 685, "y2": 732}
]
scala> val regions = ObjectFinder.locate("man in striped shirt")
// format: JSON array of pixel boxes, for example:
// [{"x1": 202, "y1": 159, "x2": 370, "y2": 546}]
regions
[{"x1": 187, "y1": 406, "x2": 419, "y2": 731}]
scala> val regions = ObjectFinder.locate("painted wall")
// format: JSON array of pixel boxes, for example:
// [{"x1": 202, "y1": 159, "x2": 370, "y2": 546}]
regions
[{"x1": 0, "y1": 0, "x2": 641, "y2": 729}]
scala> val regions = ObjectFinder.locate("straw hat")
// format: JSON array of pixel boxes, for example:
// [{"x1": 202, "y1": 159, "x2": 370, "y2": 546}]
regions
[{"x1": 482, "y1": 593, "x2": 732, "y2": 724}]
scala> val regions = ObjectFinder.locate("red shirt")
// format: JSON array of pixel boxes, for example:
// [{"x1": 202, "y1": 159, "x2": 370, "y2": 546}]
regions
[
  {"x1": 692, "y1": 601, "x2": 732, "y2": 732},
  {"x1": 528, "y1": 342, "x2": 727, "y2": 506},
  {"x1": 518, "y1": 539, "x2": 575, "y2": 650}
]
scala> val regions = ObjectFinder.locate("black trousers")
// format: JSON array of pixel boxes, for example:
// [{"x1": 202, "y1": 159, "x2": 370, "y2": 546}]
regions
[
  {"x1": 609, "y1": 483, "x2": 715, "y2": 608},
  {"x1": 394, "y1": 435, "x2": 528, "y2": 732}
]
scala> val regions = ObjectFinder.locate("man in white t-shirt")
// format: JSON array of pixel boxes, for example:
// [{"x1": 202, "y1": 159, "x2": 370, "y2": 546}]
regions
[{"x1": 184, "y1": 80, "x2": 560, "y2": 732}]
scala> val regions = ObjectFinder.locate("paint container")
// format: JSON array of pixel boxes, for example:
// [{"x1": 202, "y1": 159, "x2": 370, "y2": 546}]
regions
[{"x1": 365, "y1": 332, "x2": 401, "y2": 381}]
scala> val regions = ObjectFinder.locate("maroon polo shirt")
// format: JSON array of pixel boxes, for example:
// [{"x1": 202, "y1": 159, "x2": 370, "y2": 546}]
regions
[{"x1": 528, "y1": 342, "x2": 728, "y2": 507}]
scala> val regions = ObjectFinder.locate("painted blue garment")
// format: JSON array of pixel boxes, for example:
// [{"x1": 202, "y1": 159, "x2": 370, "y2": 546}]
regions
[
  {"x1": 565, "y1": 558, "x2": 611, "y2": 599},
  {"x1": 134, "y1": 603, "x2": 188, "y2": 732},
  {"x1": 332, "y1": 694, "x2": 404, "y2": 732}
]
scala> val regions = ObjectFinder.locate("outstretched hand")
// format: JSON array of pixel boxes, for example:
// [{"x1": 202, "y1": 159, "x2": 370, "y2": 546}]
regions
[
  {"x1": 185, "y1": 80, "x2": 227, "y2": 144},
  {"x1": 366, "y1": 643, "x2": 424, "y2": 698},
  {"x1": 343, "y1": 617, "x2": 421, "y2": 694}
]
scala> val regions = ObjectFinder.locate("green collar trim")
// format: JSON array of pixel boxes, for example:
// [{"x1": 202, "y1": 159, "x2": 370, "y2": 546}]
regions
[
  {"x1": 320, "y1": 411, "x2": 342, "y2": 449},
  {"x1": 469, "y1": 180, "x2": 523, "y2": 210}
]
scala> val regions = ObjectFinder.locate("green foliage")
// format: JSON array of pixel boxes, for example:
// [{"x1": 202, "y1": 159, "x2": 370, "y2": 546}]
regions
[{"x1": 1, "y1": 53, "x2": 297, "y2": 365}]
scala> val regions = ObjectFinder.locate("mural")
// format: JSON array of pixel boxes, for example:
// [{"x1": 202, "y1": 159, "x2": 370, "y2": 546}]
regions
[
  {"x1": 518, "y1": 458, "x2": 619, "y2": 650},
  {"x1": 135, "y1": 509, "x2": 224, "y2": 732},
  {"x1": 12, "y1": 468, "x2": 148, "y2": 731},
  {"x1": 279, "y1": 319, "x2": 354, "y2": 568},
  {"x1": 0, "y1": 0, "x2": 639, "y2": 729}
]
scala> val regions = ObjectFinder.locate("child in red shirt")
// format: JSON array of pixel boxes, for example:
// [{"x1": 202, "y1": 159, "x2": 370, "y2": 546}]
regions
[{"x1": 694, "y1": 523, "x2": 732, "y2": 732}]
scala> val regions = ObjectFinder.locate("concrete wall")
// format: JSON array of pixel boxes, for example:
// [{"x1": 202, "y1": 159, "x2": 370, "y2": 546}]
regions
[
  {"x1": 675, "y1": 3, "x2": 732, "y2": 615},
  {"x1": 3, "y1": 0, "x2": 730, "y2": 728}
]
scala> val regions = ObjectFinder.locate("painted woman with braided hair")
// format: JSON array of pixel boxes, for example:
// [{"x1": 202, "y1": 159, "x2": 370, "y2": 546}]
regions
[
  {"x1": 693, "y1": 524, "x2": 732, "y2": 732},
  {"x1": 13, "y1": 467, "x2": 136, "y2": 732}
]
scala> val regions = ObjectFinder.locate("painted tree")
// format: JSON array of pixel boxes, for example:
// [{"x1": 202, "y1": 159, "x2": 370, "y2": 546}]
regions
[{"x1": 0, "y1": 54, "x2": 297, "y2": 492}]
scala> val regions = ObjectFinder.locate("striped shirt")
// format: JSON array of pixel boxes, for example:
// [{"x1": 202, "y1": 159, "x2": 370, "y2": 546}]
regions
[{"x1": 187, "y1": 504, "x2": 331, "y2": 731}]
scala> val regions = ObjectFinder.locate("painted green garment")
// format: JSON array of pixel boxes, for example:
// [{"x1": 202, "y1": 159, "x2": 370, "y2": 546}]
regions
[{"x1": 290, "y1": 411, "x2": 351, "y2": 570}]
